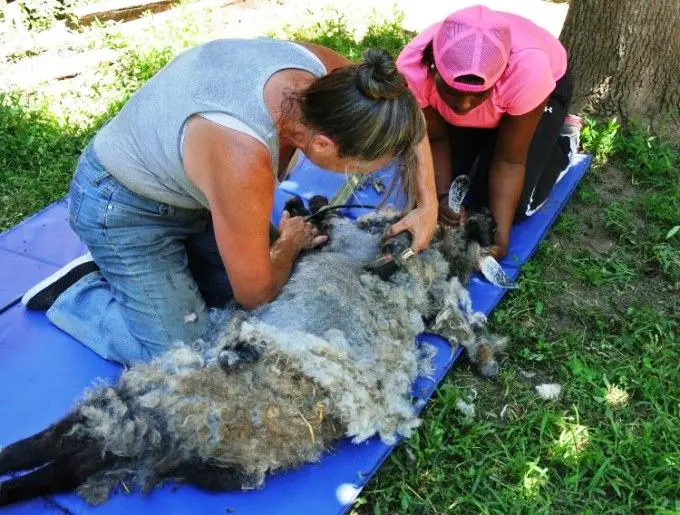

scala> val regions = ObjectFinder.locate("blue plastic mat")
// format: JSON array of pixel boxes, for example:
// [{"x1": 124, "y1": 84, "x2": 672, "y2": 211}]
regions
[{"x1": 0, "y1": 153, "x2": 591, "y2": 514}]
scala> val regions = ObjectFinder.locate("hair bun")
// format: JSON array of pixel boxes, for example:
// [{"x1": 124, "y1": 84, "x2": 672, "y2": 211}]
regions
[{"x1": 356, "y1": 49, "x2": 407, "y2": 100}]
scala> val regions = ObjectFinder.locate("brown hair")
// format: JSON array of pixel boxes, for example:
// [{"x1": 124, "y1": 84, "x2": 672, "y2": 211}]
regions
[{"x1": 299, "y1": 49, "x2": 425, "y2": 207}]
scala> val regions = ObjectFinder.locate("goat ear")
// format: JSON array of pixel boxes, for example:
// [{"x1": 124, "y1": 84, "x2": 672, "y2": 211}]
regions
[
  {"x1": 478, "y1": 256, "x2": 517, "y2": 289},
  {"x1": 448, "y1": 175, "x2": 470, "y2": 214}
]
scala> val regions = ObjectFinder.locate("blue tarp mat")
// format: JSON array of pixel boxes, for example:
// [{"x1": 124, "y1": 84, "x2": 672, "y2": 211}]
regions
[{"x1": 0, "y1": 153, "x2": 591, "y2": 514}]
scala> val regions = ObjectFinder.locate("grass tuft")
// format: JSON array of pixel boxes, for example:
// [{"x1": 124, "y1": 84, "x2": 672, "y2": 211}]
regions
[{"x1": 280, "y1": 12, "x2": 415, "y2": 60}]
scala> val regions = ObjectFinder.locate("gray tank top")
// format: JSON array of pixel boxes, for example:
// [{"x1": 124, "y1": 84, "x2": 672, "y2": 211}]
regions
[{"x1": 93, "y1": 38, "x2": 327, "y2": 209}]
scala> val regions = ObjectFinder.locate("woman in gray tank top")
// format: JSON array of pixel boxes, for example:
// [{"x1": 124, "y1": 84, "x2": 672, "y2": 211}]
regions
[{"x1": 21, "y1": 40, "x2": 439, "y2": 365}]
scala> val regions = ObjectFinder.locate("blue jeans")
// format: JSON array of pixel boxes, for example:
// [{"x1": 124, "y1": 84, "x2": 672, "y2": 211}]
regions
[{"x1": 47, "y1": 144, "x2": 233, "y2": 365}]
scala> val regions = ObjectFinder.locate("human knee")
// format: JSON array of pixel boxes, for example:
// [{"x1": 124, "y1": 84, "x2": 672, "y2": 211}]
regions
[{"x1": 139, "y1": 307, "x2": 209, "y2": 357}]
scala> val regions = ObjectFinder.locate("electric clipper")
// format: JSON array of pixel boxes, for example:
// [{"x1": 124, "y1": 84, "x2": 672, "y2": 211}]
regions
[{"x1": 364, "y1": 231, "x2": 415, "y2": 280}]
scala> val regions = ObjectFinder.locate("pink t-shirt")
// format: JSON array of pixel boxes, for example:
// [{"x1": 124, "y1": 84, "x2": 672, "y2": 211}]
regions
[{"x1": 397, "y1": 11, "x2": 568, "y2": 128}]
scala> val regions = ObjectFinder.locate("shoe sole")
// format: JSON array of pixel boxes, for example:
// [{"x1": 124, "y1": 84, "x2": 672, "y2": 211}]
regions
[{"x1": 21, "y1": 253, "x2": 96, "y2": 309}]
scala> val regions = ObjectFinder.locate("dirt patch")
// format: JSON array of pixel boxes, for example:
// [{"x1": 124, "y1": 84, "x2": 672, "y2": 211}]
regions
[
  {"x1": 551, "y1": 165, "x2": 625, "y2": 261},
  {"x1": 540, "y1": 162, "x2": 678, "y2": 332},
  {"x1": 594, "y1": 164, "x2": 638, "y2": 204}
]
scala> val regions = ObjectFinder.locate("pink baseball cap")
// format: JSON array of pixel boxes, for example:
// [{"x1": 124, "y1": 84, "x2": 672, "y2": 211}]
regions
[{"x1": 433, "y1": 5, "x2": 512, "y2": 93}]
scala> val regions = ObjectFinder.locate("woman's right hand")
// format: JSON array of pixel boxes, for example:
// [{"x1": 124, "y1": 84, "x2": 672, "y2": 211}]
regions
[
  {"x1": 278, "y1": 211, "x2": 328, "y2": 251},
  {"x1": 438, "y1": 197, "x2": 468, "y2": 227}
]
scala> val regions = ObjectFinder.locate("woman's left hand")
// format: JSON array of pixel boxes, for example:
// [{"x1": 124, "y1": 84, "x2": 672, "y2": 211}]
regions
[
  {"x1": 486, "y1": 231, "x2": 509, "y2": 260},
  {"x1": 385, "y1": 204, "x2": 438, "y2": 253},
  {"x1": 484, "y1": 243, "x2": 508, "y2": 261}
]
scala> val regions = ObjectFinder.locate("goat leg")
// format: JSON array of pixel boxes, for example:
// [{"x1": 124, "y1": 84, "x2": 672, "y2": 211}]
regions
[
  {"x1": 0, "y1": 444, "x2": 112, "y2": 507},
  {"x1": 0, "y1": 412, "x2": 84, "y2": 476}
]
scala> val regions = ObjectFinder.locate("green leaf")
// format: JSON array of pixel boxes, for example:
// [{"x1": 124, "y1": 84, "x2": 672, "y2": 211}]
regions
[
  {"x1": 665, "y1": 225, "x2": 680, "y2": 239},
  {"x1": 535, "y1": 301, "x2": 544, "y2": 315}
]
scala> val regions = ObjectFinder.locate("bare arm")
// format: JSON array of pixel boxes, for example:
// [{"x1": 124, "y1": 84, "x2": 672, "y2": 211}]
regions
[
  {"x1": 423, "y1": 107, "x2": 453, "y2": 195},
  {"x1": 386, "y1": 110, "x2": 439, "y2": 252},
  {"x1": 421, "y1": 107, "x2": 469, "y2": 227},
  {"x1": 295, "y1": 41, "x2": 351, "y2": 71},
  {"x1": 488, "y1": 99, "x2": 548, "y2": 258},
  {"x1": 183, "y1": 117, "x2": 324, "y2": 309},
  {"x1": 414, "y1": 111, "x2": 439, "y2": 211}
]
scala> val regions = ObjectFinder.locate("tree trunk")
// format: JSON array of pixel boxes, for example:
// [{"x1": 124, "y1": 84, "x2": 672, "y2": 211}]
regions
[{"x1": 560, "y1": 0, "x2": 680, "y2": 131}]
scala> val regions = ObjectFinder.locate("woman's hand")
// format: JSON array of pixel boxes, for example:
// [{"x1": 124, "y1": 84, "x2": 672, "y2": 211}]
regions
[
  {"x1": 485, "y1": 243, "x2": 508, "y2": 261},
  {"x1": 486, "y1": 229, "x2": 509, "y2": 261},
  {"x1": 386, "y1": 204, "x2": 438, "y2": 253},
  {"x1": 278, "y1": 211, "x2": 328, "y2": 251},
  {"x1": 438, "y1": 196, "x2": 468, "y2": 227}
]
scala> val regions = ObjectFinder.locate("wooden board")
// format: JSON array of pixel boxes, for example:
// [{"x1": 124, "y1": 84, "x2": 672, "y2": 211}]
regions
[{"x1": 67, "y1": 0, "x2": 179, "y2": 27}]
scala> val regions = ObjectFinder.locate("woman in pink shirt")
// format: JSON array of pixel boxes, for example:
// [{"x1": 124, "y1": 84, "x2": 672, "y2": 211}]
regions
[{"x1": 397, "y1": 5, "x2": 573, "y2": 258}]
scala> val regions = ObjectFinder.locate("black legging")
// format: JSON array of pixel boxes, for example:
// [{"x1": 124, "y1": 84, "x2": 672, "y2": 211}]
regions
[{"x1": 449, "y1": 70, "x2": 573, "y2": 222}]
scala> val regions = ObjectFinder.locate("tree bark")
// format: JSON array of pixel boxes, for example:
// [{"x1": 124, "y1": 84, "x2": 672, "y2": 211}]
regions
[{"x1": 560, "y1": 0, "x2": 680, "y2": 131}]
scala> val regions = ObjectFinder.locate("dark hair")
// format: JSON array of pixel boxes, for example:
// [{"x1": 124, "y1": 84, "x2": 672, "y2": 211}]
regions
[
  {"x1": 298, "y1": 49, "x2": 426, "y2": 205},
  {"x1": 422, "y1": 40, "x2": 435, "y2": 69}
]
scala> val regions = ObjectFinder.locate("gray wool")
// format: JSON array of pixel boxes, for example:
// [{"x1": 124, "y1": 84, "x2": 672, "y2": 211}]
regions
[{"x1": 68, "y1": 213, "x2": 506, "y2": 504}]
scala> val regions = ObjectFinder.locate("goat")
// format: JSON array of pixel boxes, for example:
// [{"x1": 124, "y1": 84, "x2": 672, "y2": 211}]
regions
[{"x1": 0, "y1": 209, "x2": 508, "y2": 507}]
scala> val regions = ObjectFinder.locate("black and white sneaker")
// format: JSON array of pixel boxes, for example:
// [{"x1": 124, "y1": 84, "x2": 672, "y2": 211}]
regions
[{"x1": 21, "y1": 252, "x2": 100, "y2": 310}]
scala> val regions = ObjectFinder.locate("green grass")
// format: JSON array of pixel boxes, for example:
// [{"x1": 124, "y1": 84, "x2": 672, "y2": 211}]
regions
[
  {"x1": 16, "y1": 0, "x2": 78, "y2": 31},
  {"x1": 0, "y1": 92, "x2": 94, "y2": 229},
  {"x1": 280, "y1": 13, "x2": 415, "y2": 59},
  {"x1": 1, "y1": 13, "x2": 679, "y2": 514}
]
